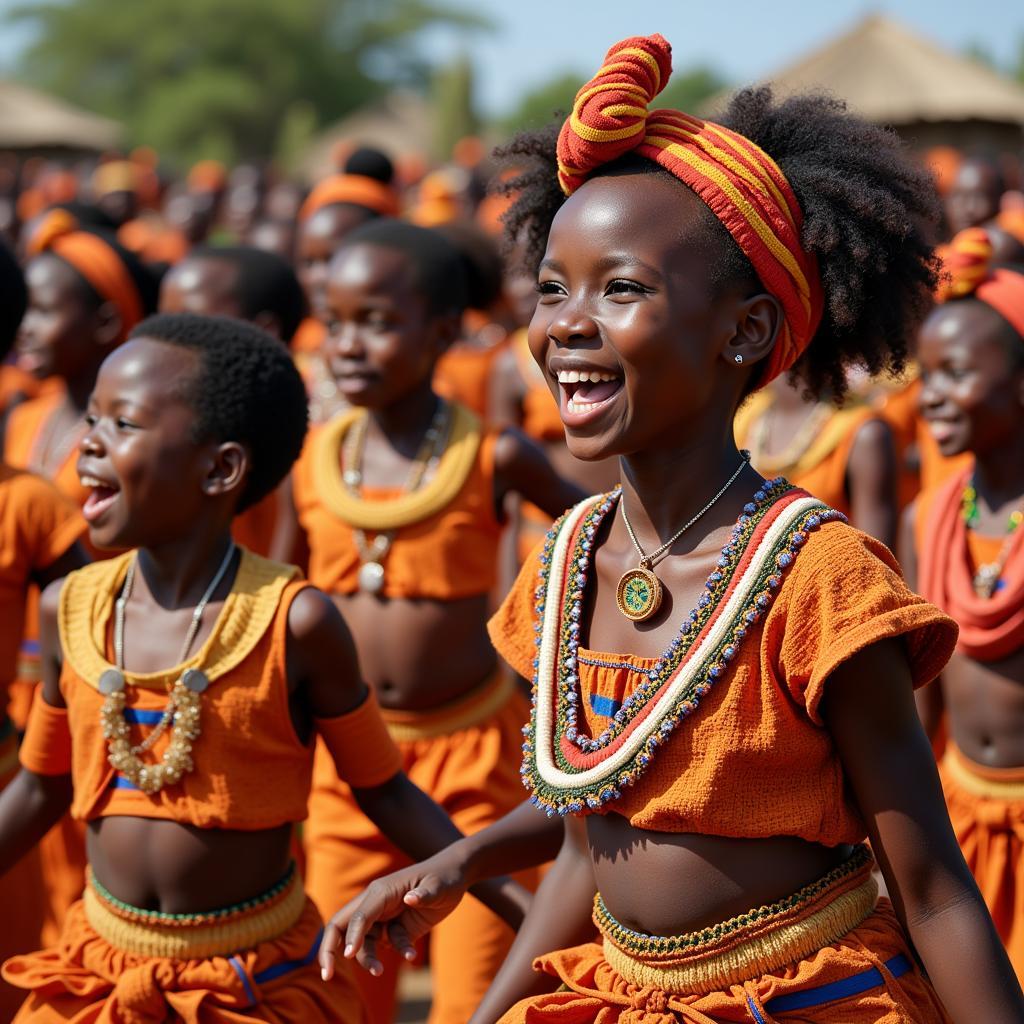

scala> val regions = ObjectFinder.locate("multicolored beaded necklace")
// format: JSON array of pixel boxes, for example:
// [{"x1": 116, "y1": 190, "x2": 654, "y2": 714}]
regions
[
  {"x1": 962, "y1": 478, "x2": 1024, "y2": 598},
  {"x1": 521, "y1": 479, "x2": 844, "y2": 817}
]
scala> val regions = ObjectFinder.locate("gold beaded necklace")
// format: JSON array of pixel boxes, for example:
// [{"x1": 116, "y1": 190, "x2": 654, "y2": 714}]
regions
[{"x1": 99, "y1": 542, "x2": 236, "y2": 794}]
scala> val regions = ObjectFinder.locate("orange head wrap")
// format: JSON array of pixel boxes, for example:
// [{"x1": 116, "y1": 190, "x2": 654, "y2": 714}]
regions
[
  {"x1": 937, "y1": 227, "x2": 1024, "y2": 340},
  {"x1": 299, "y1": 174, "x2": 400, "y2": 222},
  {"x1": 557, "y1": 34, "x2": 824, "y2": 387},
  {"x1": 28, "y1": 211, "x2": 144, "y2": 341},
  {"x1": 187, "y1": 159, "x2": 227, "y2": 194}
]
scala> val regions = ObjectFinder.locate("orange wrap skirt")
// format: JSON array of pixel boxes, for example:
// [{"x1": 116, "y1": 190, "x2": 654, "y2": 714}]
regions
[
  {"x1": 304, "y1": 672, "x2": 539, "y2": 1024},
  {"x1": 500, "y1": 849, "x2": 949, "y2": 1023},
  {"x1": 940, "y1": 742, "x2": 1024, "y2": 983},
  {"x1": 2, "y1": 865, "x2": 364, "y2": 1023}
]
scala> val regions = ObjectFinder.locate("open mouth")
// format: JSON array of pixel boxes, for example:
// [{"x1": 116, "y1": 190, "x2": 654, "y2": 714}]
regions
[
  {"x1": 555, "y1": 368, "x2": 623, "y2": 420},
  {"x1": 79, "y1": 474, "x2": 120, "y2": 524}
]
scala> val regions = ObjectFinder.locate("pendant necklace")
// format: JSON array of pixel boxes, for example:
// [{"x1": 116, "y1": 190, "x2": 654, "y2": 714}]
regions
[
  {"x1": 616, "y1": 451, "x2": 751, "y2": 622},
  {"x1": 342, "y1": 401, "x2": 451, "y2": 594},
  {"x1": 963, "y1": 478, "x2": 1024, "y2": 599},
  {"x1": 99, "y1": 541, "x2": 237, "y2": 794}
]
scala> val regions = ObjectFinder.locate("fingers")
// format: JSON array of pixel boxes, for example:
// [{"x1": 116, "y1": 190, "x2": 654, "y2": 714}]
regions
[
  {"x1": 386, "y1": 919, "x2": 418, "y2": 963},
  {"x1": 319, "y1": 921, "x2": 342, "y2": 981},
  {"x1": 342, "y1": 906, "x2": 373, "y2": 961},
  {"x1": 354, "y1": 928, "x2": 383, "y2": 977}
]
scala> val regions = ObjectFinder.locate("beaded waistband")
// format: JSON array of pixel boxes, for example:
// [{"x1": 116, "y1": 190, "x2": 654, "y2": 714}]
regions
[
  {"x1": 83, "y1": 862, "x2": 305, "y2": 959},
  {"x1": 595, "y1": 845, "x2": 877, "y2": 996},
  {"x1": 943, "y1": 743, "x2": 1024, "y2": 800},
  {"x1": 381, "y1": 671, "x2": 516, "y2": 742}
]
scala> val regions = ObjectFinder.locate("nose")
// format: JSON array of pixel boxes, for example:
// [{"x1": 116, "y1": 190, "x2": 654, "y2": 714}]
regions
[
  {"x1": 79, "y1": 419, "x2": 105, "y2": 457},
  {"x1": 918, "y1": 370, "x2": 947, "y2": 412},
  {"x1": 327, "y1": 320, "x2": 363, "y2": 359},
  {"x1": 547, "y1": 296, "x2": 599, "y2": 347}
]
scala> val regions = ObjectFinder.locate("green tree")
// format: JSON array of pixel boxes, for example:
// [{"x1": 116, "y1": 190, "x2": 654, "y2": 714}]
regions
[
  {"x1": 496, "y1": 64, "x2": 726, "y2": 138},
  {"x1": 8, "y1": 0, "x2": 489, "y2": 166}
]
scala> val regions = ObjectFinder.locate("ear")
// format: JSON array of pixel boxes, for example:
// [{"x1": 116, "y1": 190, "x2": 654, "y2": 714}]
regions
[
  {"x1": 721, "y1": 292, "x2": 783, "y2": 371},
  {"x1": 201, "y1": 441, "x2": 249, "y2": 503},
  {"x1": 93, "y1": 301, "x2": 124, "y2": 349},
  {"x1": 252, "y1": 309, "x2": 285, "y2": 343}
]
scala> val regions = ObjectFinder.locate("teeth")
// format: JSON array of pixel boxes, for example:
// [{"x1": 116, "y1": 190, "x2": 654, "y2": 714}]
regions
[
  {"x1": 80, "y1": 475, "x2": 114, "y2": 491},
  {"x1": 556, "y1": 369, "x2": 618, "y2": 384}
]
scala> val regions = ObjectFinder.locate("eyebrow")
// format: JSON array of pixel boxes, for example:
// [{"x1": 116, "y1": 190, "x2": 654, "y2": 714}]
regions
[{"x1": 539, "y1": 253, "x2": 663, "y2": 280}]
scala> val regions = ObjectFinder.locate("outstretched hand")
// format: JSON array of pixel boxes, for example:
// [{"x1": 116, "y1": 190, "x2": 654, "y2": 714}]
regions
[{"x1": 319, "y1": 858, "x2": 469, "y2": 980}]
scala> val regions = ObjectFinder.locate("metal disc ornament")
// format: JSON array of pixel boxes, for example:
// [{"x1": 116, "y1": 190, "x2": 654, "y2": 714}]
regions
[
  {"x1": 616, "y1": 566, "x2": 663, "y2": 622},
  {"x1": 358, "y1": 561, "x2": 386, "y2": 595},
  {"x1": 98, "y1": 668, "x2": 126, "y2": 695},
  {"x1": 181, "y1": 668, "x2": 209, "y2": 693}
]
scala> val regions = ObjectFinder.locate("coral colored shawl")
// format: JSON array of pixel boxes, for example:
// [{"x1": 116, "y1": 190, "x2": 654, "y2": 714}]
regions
[{"x1": 918, "y1": 468, "x2": 1024, "y2": 661}]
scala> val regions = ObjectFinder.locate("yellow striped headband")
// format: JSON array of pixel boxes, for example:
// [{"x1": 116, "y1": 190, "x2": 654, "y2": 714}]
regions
[{"x1": 557, "y1": 33, "x2": 824, "y2": 385}]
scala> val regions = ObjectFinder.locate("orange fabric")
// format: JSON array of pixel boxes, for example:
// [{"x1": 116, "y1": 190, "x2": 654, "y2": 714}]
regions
[
  {"x1": 39, "y1": 230, "x2": 144, "y2": 341},
  {"x1": 20, "y1": 693, "x2": 72, "y2": 776},
  {"x1": 513, "y1": 328, "x2": 563, "y2": 443},
  {"x1": 232, "y1": 490, "x2": 278, "y2": 558},
  {"x1": 557, "y1": 34, "x2": 822, "y2": 387},
  {"x1": 491, "y1": 521, "x2": 956, "y2": 845},
  {"x1": 2, "y1": 894, "x2": 365, "y2": 1023},
  {"x1": 0, "y1": 466, "x2": 84, "y2": 709},
  {"x1": 315, "y1": 688, "x2": 403, "y2": 790},
  {"x1": 433, "y1": 339, "x2": 508, "y2": 421},
  {"x1": 291, "y1": 317, "x2": 326, "y2": 356},
  {"x1": 0, "y1": 738, "x2": 49, "y2": 1022},
  {"x1": 304, "y1": 681, "x2": 540, "y2": 1024},
  {"x1": 0, "y1": 365, "x2": 40, "y2": 416},
  {"x1": 938, "y1": 229, "x2": 1024, "y2": 337},
  {"x1": 299, "y1": 174, "x2": 400, "y2": 221},
  {"x1": 53, "y1": 553, "x2": 318, "y2": 829},
  {"x1": 940, "y1": 745, "x2": 1024, "y2": 984},
  {"x1": 877, "y1": 376, "x2": 923, "y2": 510},
  {"x1": 998, "y1": 209, "x2": 1024, "y2": 246},
  {"x1": 918, "y1": 468, "x2": 1024, "y2": 661},
  {"x1": 292, "y1": 427, "x2": 502, "y2": 599},
  {"x1": 736, "y1": 404, "x2": 878, "y2": 518},
  {"x1": 499, "y1": 902, "x2": 948, "y2": 1023},
  {"x1": 187, "y1": 161, "x2": 227, "y2": 194}
]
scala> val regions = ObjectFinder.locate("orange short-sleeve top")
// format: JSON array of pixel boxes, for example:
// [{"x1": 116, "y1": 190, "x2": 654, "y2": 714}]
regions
[
  {"x1": 56, "y1": 550, "x2": 317, "y2": 830},
  {"x1": 292, "y1": 408, "x2": 502, "y2": 600},
  {"x1": 490, "y1": 484, "x2": 956, "y2": 846},
  {"x1": 0, "y1": 466, "x2": 84, "y2": 688}
]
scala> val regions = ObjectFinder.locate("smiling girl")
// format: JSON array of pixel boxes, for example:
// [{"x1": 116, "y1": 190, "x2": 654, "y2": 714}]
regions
[{"x1": 322, "y1": 34, "x2": 1024, "y2": 1023}]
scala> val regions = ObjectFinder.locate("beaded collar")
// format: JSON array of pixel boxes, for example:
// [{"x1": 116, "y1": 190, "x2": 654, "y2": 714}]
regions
[{"x1": 521, "y1": 480, "x2": 844, "y2": 817}]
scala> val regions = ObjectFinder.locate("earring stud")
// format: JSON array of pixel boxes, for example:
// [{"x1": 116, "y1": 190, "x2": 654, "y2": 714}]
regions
[{"x1": 734, "y1": 353, "x2": 744, "y2": 365}]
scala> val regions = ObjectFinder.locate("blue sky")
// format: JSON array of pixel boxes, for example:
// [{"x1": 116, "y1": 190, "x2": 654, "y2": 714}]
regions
[{"x1": 423, "y1": 0, "x2": 1024, "y2": 116}]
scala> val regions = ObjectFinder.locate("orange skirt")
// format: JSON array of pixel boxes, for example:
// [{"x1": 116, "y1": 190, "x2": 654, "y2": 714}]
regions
[
  {"x1": 500, "y1": 848, "x2": 949, "y2": 1023},
  {"x1": 940, "y1": 742, "x2": 1024, "y2": 984},
  {"x1": 2, "y1": 866, "x2": 364, "y2": 1023}
]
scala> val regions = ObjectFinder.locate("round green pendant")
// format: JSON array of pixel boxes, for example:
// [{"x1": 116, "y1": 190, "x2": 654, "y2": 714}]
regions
[{"x1": 616, "y1": 566, "x2": 663, "y2": 622}]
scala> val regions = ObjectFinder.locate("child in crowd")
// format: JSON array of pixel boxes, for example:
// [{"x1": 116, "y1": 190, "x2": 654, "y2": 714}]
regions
[
  {"x1": 909, "y1": 227, "x2": 1024, "y2": 983},
  {"x1": 159, "y1": 244, "x2": 308, "y2": 557},
  {"x1": 321, "y1": 34, "x2": 1023, "y2": 1023},
  {"x1": 0, "y1": 240, "x2": 87, "y2": 1019},
  {"x1": 288, "y1": 219, "x2": 584, "y2": 1024},
  {"x1": 0, "y1": 312, "x2": 524, "y2": 1022}
]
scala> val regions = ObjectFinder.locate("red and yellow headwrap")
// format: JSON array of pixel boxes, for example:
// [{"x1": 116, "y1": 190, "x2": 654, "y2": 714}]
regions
[
  {"x1": 937, "y1": 227, "x2": 1024, "y2": 340},
  {"x1": 299, "y1": 174, "x2": 400, "y2": 222},
  {"x1": 27, "y1": 211, "x2": 144, "y2": 341},
  {"x1": 557, "y1": 34, "x2": 823, "y2": 386}
]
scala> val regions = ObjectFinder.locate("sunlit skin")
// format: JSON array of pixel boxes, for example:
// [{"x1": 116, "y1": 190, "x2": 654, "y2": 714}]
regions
[
  {"x1": 321, "y1": 173, "x2": 1019, "y2": 1024},
  {"x1": 0, "y1": 337, "x2": 492, "y2": 919},
  {"x1": 159, "y1": 258, "x2": 246, "y2": 323},
  {"x1": 297, "y1": 205, "x2": 375, "y2": 322},
  {"x1": 298, "y1": 241, "x2": 583, "y2": 710},
  {"x1": 946, "y1": 160, "x2": 1024, "y2": 262},
  {"x1": 248, "y1": 218, "x2": 297, "y2": 263},
  {"x1": 908, "y1": 301, "x2": 1024, "y2": 767}
]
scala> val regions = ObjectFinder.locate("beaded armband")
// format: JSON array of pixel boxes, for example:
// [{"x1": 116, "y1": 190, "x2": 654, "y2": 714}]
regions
[{"x1": 521, "y1": 482, "x2": 844, "y2": 817}]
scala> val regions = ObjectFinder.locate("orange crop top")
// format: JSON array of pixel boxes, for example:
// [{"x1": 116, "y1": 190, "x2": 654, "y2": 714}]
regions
[
  {"x1": 292, "y1": 413, "x2": 503, "y2": 600},
  {"x1": 0, "y1": 466, "x2": 84, "y2": 691},
  {"x1": 490, "y1": 487, "x2": 956, "y2": 846},
  {"x1": 46, "y1": 550, "x2": 316, "y2": 829}
]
